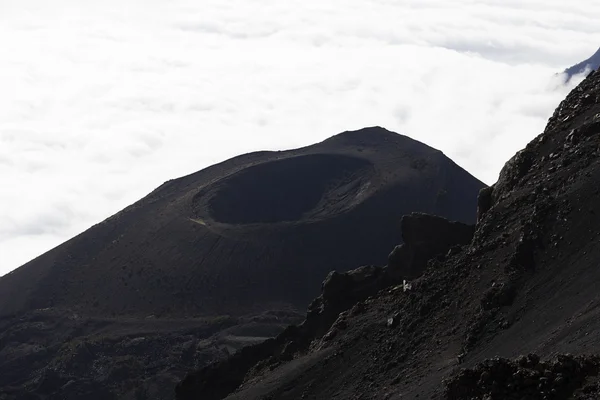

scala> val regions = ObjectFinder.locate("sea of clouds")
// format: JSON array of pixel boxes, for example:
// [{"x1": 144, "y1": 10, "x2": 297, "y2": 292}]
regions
[{"x1": 1, "y1": 0, "x2": 599, "y2": 275}]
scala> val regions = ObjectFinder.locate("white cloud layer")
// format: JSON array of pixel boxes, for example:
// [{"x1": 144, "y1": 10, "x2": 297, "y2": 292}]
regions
[{"x1": 1, "y1": 0, "x2": 599, "y2": 275}]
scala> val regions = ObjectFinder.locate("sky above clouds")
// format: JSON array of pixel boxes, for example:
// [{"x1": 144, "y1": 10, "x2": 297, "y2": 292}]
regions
[{"x1": 1, "y1": 0, "x2": 599, "y2": 275}]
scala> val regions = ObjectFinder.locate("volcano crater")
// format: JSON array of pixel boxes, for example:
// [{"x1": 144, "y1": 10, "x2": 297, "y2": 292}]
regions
[{"x1": 205, "y1": 154, "x2": 375, "y2": 225}]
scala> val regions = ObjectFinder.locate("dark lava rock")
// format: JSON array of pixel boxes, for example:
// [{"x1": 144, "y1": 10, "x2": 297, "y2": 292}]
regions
[
  {"x1": 387, "y1": 213, "x2": 475, "y2": 279},
  {"x1": 400, "y1": 212, "x2": 475, "y2": 246},
  {"x1": 445, "y1": 354, "x2": 600, "y2": 400},
  {"x1": 477, "y1": 186, "x2": 494, "y2": 223}
]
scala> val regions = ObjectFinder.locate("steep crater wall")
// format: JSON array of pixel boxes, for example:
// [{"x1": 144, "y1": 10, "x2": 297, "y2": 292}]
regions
[{"x1": 205, "y1": 154, "x2": 374, "y2": 224}]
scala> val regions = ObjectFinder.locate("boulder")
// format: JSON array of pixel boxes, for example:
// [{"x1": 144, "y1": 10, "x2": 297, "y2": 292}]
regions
[{"x1": 388, "y1": 213, "x2": 475, "y2": 279}]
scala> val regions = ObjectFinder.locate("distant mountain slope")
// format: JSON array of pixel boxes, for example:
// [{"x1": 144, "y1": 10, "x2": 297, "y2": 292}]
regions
[
  {"x1": 0, "y1": 127, "x2": 484, "y2": 320},
  {"x1": 175, "y1": 70, "x2": 600, "y2": 399},
  {"x1": 565, "y1": 47, "x2": 600, "y2": 80}
]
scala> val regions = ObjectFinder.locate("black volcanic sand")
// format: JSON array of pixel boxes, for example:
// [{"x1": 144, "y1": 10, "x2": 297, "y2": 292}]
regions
[
  {"x1": 175, "y1": 70, "x2": 600, "y2": 400},
  {"x1": 0, "y1": 127, "x2": 484, "y2": 399}
]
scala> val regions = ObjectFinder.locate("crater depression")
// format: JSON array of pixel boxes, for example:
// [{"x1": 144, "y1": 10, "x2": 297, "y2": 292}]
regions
[{"x1": 205, "y1": 154, "x2": 375, "y2": 225}]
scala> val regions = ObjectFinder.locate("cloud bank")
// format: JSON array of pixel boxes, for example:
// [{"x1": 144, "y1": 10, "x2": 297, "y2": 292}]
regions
[{"x1": 1, "y1": 0, "x2": 599, "y2": 275}]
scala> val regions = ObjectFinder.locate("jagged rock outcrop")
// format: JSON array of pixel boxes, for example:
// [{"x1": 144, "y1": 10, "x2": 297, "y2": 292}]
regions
[
  {"x1": 387, "y1": 213, "x2": 475, "y2": 279},
  {"x1": 176, "y1": 213, "x2": 476, "y2": 400},
  {"x1": 477, "y1": 186, "x2": 494, "y2": 222}
]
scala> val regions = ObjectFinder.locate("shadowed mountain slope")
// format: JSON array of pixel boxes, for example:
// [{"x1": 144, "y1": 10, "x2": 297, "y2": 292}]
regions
[
  {"x1": 565, "y1": 47, "x2": 600, "y2": 80},
  {"x1": 0, "y1": 127, "x2": 484, "y2": 320},
  {"x1": 175, "y1": 71, "x2": 600, "y2": 399}
]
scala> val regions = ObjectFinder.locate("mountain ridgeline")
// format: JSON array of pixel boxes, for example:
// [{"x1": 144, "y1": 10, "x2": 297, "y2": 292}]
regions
[{"x1": 565, "y1": 47, "x2": 600, "y2": 80}]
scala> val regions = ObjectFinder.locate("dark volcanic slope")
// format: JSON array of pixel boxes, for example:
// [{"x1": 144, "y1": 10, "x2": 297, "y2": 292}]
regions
[
  {"x1": 565, "y1": 47, "x2": 600, "y2": 80},
  {"x1": 0, "y1": 127, "x2": 484, "y2": 320},
  {"x1": 176, "y1": 71, "x2": 600, "y2": 400}
]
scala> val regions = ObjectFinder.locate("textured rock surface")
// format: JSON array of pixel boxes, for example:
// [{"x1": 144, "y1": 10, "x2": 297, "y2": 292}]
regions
[
  {"x1": 388, "y1": 213, "x2": 475, "y2": 279},
  {"x1": 445, "y1": 354, "x2": 600, "y2": 400}
]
